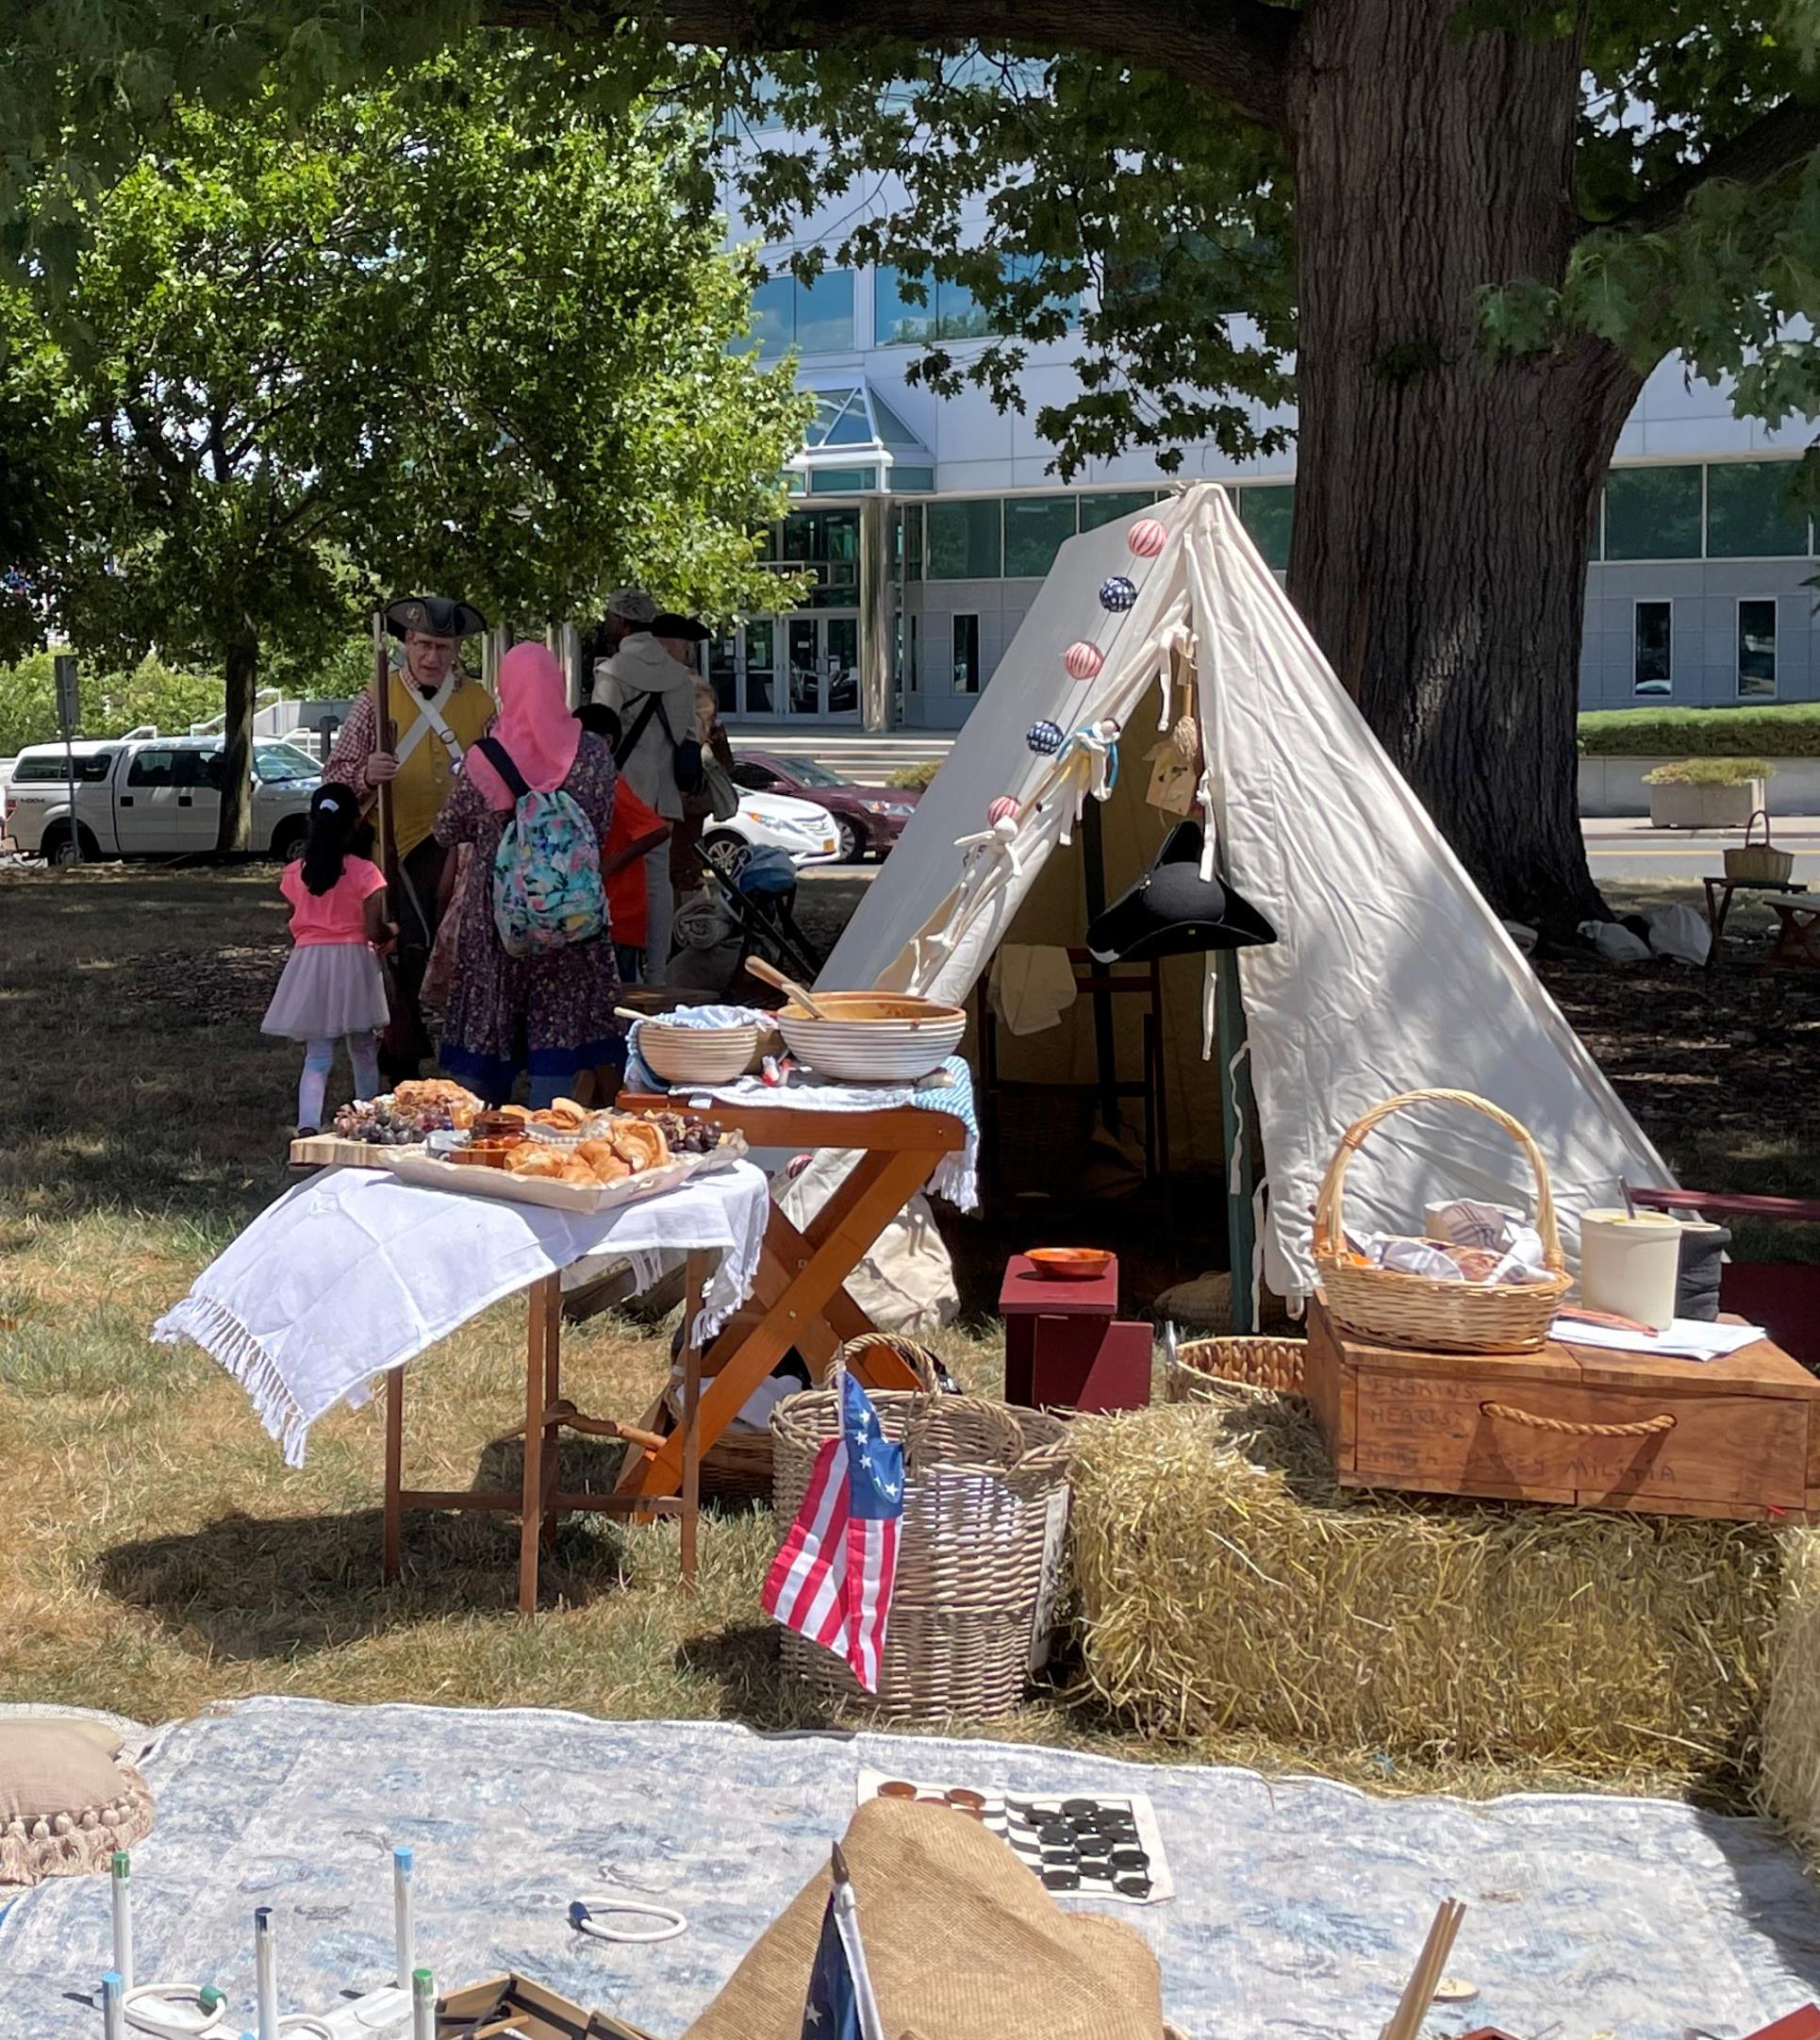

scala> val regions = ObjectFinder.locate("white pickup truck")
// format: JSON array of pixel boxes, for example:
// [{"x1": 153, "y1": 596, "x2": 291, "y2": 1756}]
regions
[{"x1": 3, "y1": 733, "x2": 322, "y2": 864}]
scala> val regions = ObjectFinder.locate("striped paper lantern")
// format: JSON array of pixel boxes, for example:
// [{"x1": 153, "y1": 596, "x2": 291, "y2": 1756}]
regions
[
  {"x1": 1128, "y1": 518, "x2": 1167, "y2": 558},
  {"x1": 1064, "y1": 640, "x2": 1104, "y2": 681}
]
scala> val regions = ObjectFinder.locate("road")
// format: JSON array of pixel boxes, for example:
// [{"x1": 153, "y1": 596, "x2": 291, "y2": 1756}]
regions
[{"x1": 1585, "y1": 821, "x2": 1820, "y2": 885}]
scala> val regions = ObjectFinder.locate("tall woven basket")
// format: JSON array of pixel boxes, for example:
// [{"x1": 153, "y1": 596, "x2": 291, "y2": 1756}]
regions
[
  {"x1": 1725, "y1": 809, "x2": 1795, "y2": 885},
  {"x1": 1313, "y1": 1088, "x2": 1570, "y2": 1354},
  {"x1": 769, "y1": 1359, "x2": 1071, "y2": 1721}
]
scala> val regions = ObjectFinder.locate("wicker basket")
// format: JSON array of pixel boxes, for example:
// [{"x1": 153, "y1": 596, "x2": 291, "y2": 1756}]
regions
[
  {"x1": 1313, "y1": 1088, "x2": 1570, "y2": 1354},
  {"x1": 691, "y1": 1336, "x2": 945, "y2": 1502},
  {"x1": 1725, "y1": 809, "x2": 1795, "y2": 885},
  {"x1": 769, "y1": 1358, "x2": 1071, "y2": 1721},
  {"x1": 1164, "y1": 1335, "x2": 1306, "y2": 1404}
]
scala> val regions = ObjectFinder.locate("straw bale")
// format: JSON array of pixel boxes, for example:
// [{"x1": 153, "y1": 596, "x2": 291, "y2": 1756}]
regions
[
  {"x1": 1068, "y1": 1397, "x2": 1780, "y2": 1785},
  {"x1": 1758, "y1": 1528, "x2": 1820, "y2": 1851}
]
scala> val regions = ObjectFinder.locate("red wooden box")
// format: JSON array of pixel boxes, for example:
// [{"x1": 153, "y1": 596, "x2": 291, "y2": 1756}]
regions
[{"x1": 1001, "y1": 1253, "x2": 1150, "y2": 1415}]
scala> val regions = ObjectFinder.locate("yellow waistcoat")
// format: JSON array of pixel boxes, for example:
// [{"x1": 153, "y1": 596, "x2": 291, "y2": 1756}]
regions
[{"x1": 389, "y1": 678, "x2": 495, "y2": 858}]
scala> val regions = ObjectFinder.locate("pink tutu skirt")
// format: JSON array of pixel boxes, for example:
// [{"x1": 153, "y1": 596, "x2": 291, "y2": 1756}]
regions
[{"x1": 261, "y1": 941, "x2": 389, "y2": 1041}]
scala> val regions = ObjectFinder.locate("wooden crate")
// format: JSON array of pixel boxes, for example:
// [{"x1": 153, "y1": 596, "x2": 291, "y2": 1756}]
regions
[
  {"x1": 1304, "y1": 1298, "x2": 1820, "y2": 1521},
  {"x1": 438, "y1": 1972, "x2": 658, "y2": 2040}
]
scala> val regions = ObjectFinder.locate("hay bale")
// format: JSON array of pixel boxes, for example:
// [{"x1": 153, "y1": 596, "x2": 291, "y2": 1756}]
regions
[
  {"x1": 1759, "y1": 1529, "x2": 1820, "y2": 1849},
  {"x1": 1069, "y1": 1397, "x2": 1780, "y2": 1785}
]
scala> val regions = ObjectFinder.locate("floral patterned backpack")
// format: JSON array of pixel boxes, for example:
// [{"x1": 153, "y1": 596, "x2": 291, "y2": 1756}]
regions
[{"x1": 473, "y1": 738, "x2": 605, "y2": 958}]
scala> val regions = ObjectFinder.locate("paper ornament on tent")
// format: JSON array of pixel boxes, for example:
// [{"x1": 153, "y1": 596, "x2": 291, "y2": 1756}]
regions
[
  {"x1": 1128, "y1": 518, "x2": 1167, "y2": 558},
  {"x1": 986, "y1": 796, "x2": 1019, "y2": 826},
  {"x1": 1064, "y1": 641, "x2": 1104, "y2": 680},
  {"x1": 1099, "y1": 574, "x2": 1137, "y2": 611},
  {"x1": 1026, "y1": 719, "x2": 1065, "y2": 755},
  {"x1": 1145, "y1": 735, "x2": 1200, "y2": 817}
]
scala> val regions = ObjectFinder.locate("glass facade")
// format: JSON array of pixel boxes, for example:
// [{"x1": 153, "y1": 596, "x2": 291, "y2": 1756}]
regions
[
  {"x1": 1237, "y1": 484, "x2": 1294, "y2": 572},
  {"x1": 1604, "y1": 466, "x2": 1704, "y2": 560},
  {"x1": 1739, "y1": 599, "x2": 1779, "y2": 699},
  {"x1": 741, "y1": 271, "x2": 855, "y2": 356},
  {"x1": 1706, "y1": 461, "x2": 1810, "y2": 557},
  {"x1": 927, "y1": 499, "x2": 1002, "y2": 579},
  {"x1": 1634, "y1": 601, "x2": 1672, "y2": 697},
  {"x1": 1003, "y1": 495, "x2": 1079, "y2": 577}
]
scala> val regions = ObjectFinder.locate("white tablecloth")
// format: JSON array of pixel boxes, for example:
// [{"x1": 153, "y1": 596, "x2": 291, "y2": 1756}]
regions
[{"x1": 152, "y1": 1161, "x2": 770, "y2": 1466}]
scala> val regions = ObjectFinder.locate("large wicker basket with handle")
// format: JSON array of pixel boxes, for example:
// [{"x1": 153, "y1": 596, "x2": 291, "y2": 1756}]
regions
[
  {"x1": 1313, "y1": 1089, "x2": 1570, "y2": 1354},
  {"x1": 769, "y1": 1352, "x2": 1071, "y2": 1721},
  {"x1": 1725, "y1": 809, "x2": 1795, "y2": 885}
]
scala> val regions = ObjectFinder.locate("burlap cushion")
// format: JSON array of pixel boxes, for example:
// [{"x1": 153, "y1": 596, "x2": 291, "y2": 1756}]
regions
[
  {"x1": 0, "y1": 1720, "x2": 155, "y2": 1885},
  {"x1": 683, "y1": 1796, "x2": 1165, "y2": 2040}
]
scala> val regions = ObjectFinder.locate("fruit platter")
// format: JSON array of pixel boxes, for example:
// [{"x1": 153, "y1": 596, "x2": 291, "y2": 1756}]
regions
[
  {"x1": 384, "y1": 1100, "x2": 746, "y2": 1214},
  {"x1": 289, "y1": 1080, "x2": 483, "y2": 1167}
]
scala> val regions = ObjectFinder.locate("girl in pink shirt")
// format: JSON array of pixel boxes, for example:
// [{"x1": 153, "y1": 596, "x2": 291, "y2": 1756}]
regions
[{"x1": 262, "y1": 783, "x2": 393, "y2": 1133}]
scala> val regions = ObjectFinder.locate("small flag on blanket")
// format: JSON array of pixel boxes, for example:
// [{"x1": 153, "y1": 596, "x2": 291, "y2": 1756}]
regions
[
  {"x1": 801, "y1": 1841, "x2": 885, "y2": 2040},
  {"x1": 763, "y1": 1371, "x2": 902, "y2": 1693}
]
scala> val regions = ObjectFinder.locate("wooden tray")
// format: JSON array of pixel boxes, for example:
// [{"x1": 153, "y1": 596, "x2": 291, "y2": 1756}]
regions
[
  {"x1": 383, "y1": 1137, "x2": 746, "y2": 1214},
  {"x1": 289, "y1": 1134, "x2": 424, "y2": 1169}
]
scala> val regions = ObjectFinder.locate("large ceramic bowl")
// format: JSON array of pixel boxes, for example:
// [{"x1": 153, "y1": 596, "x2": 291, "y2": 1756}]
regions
[
  {"x1": 637, "y1": 1021, "x2": 765, "y2": 1085},
  {"x1": 775, "y1": 991, "x2": 966, "y2": 1084}
]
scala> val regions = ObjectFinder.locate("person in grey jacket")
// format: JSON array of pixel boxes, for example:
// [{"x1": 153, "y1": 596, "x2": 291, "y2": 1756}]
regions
[{"x1": 592, "y1": 611, "x2": 709, "y2": 984}]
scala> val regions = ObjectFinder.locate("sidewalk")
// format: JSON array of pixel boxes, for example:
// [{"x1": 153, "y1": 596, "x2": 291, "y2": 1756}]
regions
[{"x1": 1583, "y1": 814, "x2": 1820, "y2": 842}]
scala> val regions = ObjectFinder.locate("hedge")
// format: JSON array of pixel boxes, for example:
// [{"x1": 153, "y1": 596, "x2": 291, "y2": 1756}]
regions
[{"x1": 1579, "y1": 703, "x2": 1820, "y2": 758}]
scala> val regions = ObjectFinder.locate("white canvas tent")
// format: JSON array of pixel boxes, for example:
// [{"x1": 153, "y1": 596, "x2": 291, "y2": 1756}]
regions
[{"x1": 821, "y1": 484, "x2": 1674, "y2": 1307}]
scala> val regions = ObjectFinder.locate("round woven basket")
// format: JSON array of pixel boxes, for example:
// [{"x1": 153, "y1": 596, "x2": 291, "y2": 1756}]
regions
[
  {"x1": 1164, "y1": 1335, "x2": 1306, "y2": 1405},
  {"x1": 695, "y1": 1336, "x2": 946, "y2": 1501},
  {"x1": 1724, "y1": 809, "x2": 1795, "y2": 886},
  {"x1": 769, "y1": 1356, "x2": 1070, "y2": 1721},
  {"x1": 1313, "y1": 1088, "x2": 1570, "y2": 1354}
]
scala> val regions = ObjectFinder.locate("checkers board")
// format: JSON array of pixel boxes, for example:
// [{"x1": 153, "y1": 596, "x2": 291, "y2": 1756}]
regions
[{"x1": 857, "y1": 1767, "x2": 1173, "y2": 1906}]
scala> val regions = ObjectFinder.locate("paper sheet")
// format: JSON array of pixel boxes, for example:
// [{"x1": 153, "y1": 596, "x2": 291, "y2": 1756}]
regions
[{"x1": 1554, "y1": 1317, "x2": 1766, "y2": 1362}]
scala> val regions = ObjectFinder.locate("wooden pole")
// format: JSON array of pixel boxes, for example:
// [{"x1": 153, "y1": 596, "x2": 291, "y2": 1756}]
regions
[
  {"x1": 1214, "y1": 949, "x2": 1259, "y2": 1334},
  {"x1": 372, "y1": 611, "x2": 399, "y2": 893}
]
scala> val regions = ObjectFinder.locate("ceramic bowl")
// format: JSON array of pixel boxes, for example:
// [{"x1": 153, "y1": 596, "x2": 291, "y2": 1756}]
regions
[
  {"x1": 1026, "y1": 1247, "x2": 1115, "y2": 1282},
  {"x1": 637, "y1": 1022, "x2": 765, "y2": 1085},
  {"x1": 774, "y1": 991, "x2": 966, "y2": 1084}
]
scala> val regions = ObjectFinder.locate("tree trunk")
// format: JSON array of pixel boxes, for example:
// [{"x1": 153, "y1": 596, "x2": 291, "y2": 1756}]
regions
[
  {"x1": 1284, "y1": 0, "x2": 1643, "y2": 927},
  {"x1": 218, "y1": 633, "x2": 258, "y2": 854}
]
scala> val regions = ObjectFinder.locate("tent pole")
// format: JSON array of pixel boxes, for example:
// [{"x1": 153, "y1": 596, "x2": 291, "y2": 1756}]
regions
[
  {"x1": 1214, "y1": 949, "x2": 1258, "y2": 1333},
  {"x1": 1080, "y1": 801, "x2": 1118, "y2": 1136}
]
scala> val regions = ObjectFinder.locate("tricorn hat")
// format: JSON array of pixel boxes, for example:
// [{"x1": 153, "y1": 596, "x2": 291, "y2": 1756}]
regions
[
  {"x1": 384, "y1": 594, "x2": 488, "y2": 639},
  {"x1": 1085, "y1": 821, "x2": 1277, "y2": 964}
]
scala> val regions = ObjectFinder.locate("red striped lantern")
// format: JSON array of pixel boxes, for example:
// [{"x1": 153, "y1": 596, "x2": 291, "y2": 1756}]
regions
[
  {"x1": 1128, "y1": 517, "x2": 1167, "y2": 557},
  {"x1": 1063, "y1": 640, "x2": 1104, "y2": 681},
  {"x1": 987, "y1": 796, "x2": 1019, "y2": 827}
]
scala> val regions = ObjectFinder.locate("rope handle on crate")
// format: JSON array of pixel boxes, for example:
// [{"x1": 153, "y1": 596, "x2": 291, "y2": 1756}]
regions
[
  {"x1": 1311, "y1": 1087, "x2": 1565, "y2": 1273},
  {"x1": 1480, "y1": 1401, "x2": 1676, "y2": 1439}
]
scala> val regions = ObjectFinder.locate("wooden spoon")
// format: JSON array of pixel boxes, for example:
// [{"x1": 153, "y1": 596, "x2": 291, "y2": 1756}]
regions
[{"x1": 745, "y1": 954, "x2": 833, "y2": 1019}]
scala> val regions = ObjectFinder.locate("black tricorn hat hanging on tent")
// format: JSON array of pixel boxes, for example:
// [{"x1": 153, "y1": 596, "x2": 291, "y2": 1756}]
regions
[
  {"x1": 1085, "y1": 821, "x2": 1278, "y2": 963},
  {"x1": 384, "y1": 594, "x2": 488, "y2": 639}
]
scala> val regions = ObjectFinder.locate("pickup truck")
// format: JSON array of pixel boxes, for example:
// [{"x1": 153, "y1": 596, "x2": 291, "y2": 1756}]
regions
[{"x1": 3, "y1": 733, "x2": 321, "y2": 864}]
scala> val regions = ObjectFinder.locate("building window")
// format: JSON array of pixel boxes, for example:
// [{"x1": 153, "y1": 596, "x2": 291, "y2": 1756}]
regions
[
  {"x1": 1237, "y1": 484, "x2": 1295, "y2": 573},
  {"x1": 875, "y1": 266, "x2": 994, "y2": 344},
  {"x1": 1003, "y1": 495, "x2": 1079, "y2": 577},
  {"x1": 952, "y1": 614, "x2": 981, "y2": 694},
  {"x1": 889, "y1": 465, "x2": 936, "y2": 493},
  {"x1": 807, "y1": 466, "x2": 877, "y2": 494},
  {"x1": 1706, "y1": 461, "x2": 1810, "y2": 559},
  {"x1": 1603, "y1": 465, "x2": 1703, "y2": 560},
  {"x1": 907, "y1": 613, "x2": 919, "y2": 691},
  {"x1": 1079, "y1": 491, "x2": 1158, "y2": 533},
  {"x1": 741, "y1": 269, "x2": 854, "y2": 357},
  {"x1": 1738, "y1": 599, "x2": 1779, "y2": 699},
  {"x1": 926, "y1": 499, "x2": 1002, "y2": 579},
  {"x1": 1633, "y1": 601, "x2": 1672, "y2": 697}
]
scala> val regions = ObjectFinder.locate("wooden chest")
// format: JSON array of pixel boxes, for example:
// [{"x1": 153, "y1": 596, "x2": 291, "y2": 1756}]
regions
[{"x1": 1304, "y1": 1298, "x2": 1820, "y2": 1521}]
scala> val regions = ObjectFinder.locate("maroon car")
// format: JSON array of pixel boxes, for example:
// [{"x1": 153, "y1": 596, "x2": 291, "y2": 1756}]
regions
[{"x1": 728, "y1": 751, "x2": 922, "y2": 862}]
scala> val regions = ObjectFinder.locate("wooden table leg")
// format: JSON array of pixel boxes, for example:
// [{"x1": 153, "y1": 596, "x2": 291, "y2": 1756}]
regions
[
  {"x1": 617, "y1": 1148, "x2": 938, "y2": 1500},
  {"x1": 680, "y1": 1250, "x2": 707, "y2": 1591},
  {"x1": 519, "y1": 1277, "x2": 550, "y2": 1615},
  {"x1": 540, "y1": 1276, "x2": 563, "y2": 1552},
  {"x1": 382, "y1": 1365, "x2": 405, "y2": 1583}
]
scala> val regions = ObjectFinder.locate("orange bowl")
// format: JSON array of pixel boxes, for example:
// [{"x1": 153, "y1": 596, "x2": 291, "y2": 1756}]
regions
[{"x1": 1026, "y1": 1247, "x2": 1114, "y2": 1282}]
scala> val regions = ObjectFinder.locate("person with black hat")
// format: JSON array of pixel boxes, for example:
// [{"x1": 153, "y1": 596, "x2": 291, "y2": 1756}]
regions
[
  {"x1": 324, "y1": 595, "x2": 493, "y2": 1074},
  {"x1": 592, "y1": 605, "x2": 711, "y2": 987}
]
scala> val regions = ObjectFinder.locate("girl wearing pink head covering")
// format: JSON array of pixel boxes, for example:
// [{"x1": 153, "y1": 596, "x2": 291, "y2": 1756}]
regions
[{"x1": 432, "y1": 642, "x2": 623, "y2": 1105}]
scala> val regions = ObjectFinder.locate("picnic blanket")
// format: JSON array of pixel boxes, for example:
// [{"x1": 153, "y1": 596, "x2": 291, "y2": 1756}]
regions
[{"x1": 152, "y1": 1162, "x2": 769, "y2": 1466}]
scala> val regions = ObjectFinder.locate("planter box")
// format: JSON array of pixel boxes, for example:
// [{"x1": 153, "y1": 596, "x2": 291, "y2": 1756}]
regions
[
  {"x1": 1580, "y1": 755, "x2": 1820, "y2": 818},
  {"x1": 1647, "y1": 778, "x2": 1764, "y2": 829}
]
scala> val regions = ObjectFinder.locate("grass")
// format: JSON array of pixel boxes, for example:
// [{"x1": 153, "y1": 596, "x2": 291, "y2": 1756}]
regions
[
  {"x1": 4, "y1": 863, "x2": 1819, "y2": 1807},
  {"x1": 1580, "y1": 701, "x2": 1820, "y2": 757}
]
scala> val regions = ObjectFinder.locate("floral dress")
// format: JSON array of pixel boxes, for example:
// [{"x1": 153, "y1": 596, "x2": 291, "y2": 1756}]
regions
[{"x1": 433, "y1": 731, "x2": 622, "y2": 1101}]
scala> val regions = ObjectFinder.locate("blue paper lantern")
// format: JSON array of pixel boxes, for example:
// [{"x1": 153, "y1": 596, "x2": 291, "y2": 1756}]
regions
[
  {"x1": 1026, "y1": 719, "x2": 1065, "y2": 756},
  {"x1": 1099, "y1": 574, "x2": 1137, "y2": 612}
]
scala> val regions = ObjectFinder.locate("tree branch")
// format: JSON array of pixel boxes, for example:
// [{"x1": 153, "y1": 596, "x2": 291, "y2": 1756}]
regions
[
  {"x1": 488, "y1": 0, "x2": 1297, "y2": 131},
  {"x1": 1597, "y1": 96, "x2": 1820, "y2": 237}
]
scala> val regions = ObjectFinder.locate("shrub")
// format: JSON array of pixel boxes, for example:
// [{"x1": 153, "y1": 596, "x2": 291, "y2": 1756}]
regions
[
  {"x1": 1641, "y1": 756, "x2": 1772, "y2": 788},
  {"x1": 887, "y1": 758, "x2": 942, "y2": 789},
  {"x1": 1580, "y1": 704, "x2": 1820, "y2": 758}
]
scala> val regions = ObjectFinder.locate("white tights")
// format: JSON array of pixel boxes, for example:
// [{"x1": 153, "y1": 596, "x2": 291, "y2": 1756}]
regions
[{"x1": 299, "y1": 1034, "x2": 381, "y2": 1132}]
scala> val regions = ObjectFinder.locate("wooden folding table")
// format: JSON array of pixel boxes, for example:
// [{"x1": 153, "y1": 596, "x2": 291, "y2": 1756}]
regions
[
  {"x1": 381, "y1": 1250, "x2": 713, "y2": 1614},
  {"x1": 610, "y1": 1094, "x2": 965, "y2": 1501}
]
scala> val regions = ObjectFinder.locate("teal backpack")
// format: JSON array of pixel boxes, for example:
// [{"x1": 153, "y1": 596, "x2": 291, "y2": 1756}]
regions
[{"x1": 474, "y1": 738, "x2": 605, "y2": 959}]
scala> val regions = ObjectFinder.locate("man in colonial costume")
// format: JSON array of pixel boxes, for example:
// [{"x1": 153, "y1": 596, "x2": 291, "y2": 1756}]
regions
[{"x1": 325, "y1": 594, "x2": 493, "y2": 1079}]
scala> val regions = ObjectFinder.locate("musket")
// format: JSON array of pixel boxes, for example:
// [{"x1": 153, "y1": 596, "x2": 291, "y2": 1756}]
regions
[{"x1": 371, "y1": 609, "x2": 431, "y2": 1074}]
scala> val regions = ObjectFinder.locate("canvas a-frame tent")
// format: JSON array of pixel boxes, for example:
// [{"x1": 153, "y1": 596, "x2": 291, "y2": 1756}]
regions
[{"x1": 819, "y1": 484, "x2": 1674, "y2": 1312}]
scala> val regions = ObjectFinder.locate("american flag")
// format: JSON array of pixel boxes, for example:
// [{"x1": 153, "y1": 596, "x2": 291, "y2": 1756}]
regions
[
  {"x1": 763, "y1": 1371, "x2": 903, "y2": 1693},
  {"x1": 801, "y1": 1842, "x2": 884, "y2": 2040}
]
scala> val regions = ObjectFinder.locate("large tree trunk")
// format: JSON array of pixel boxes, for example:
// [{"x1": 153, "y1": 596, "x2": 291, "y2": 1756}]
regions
[
  {"x1": 218, "y1": 632, "x2": 258, "y2": 854},
  {"x1": 1284, "y1": 0, "x2": 1643, "y2": 926}
]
